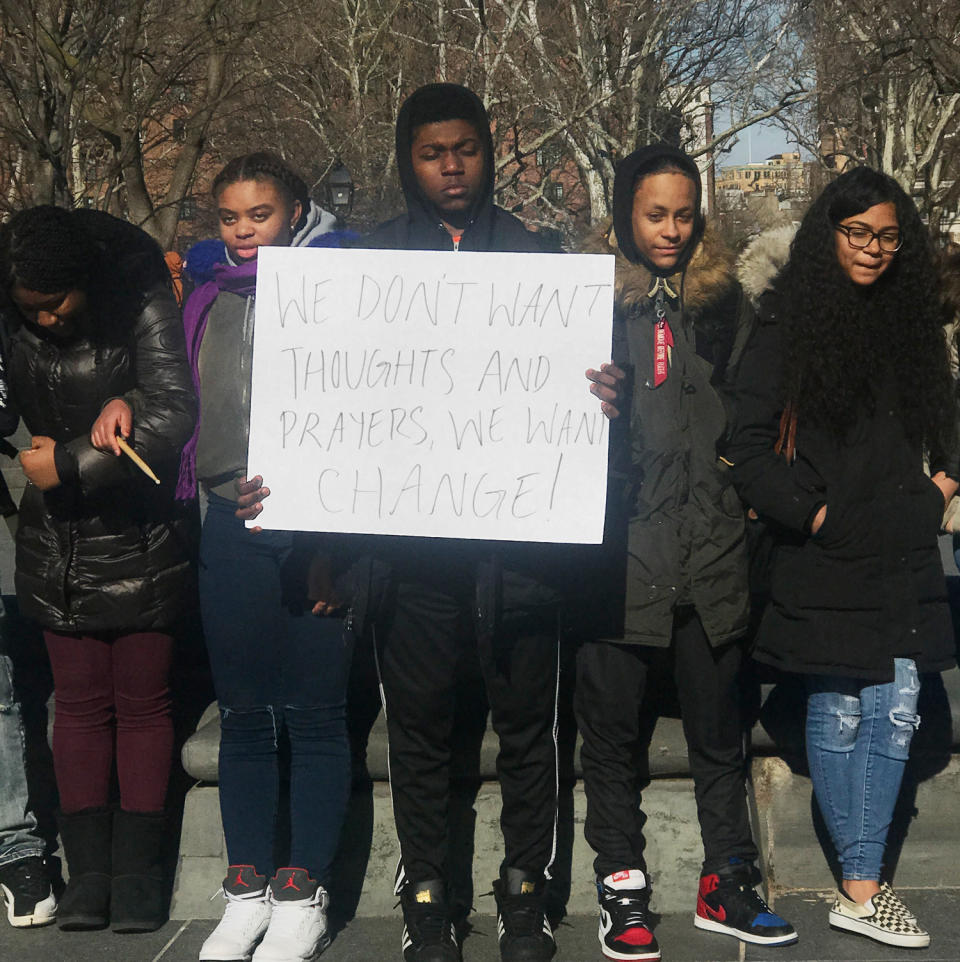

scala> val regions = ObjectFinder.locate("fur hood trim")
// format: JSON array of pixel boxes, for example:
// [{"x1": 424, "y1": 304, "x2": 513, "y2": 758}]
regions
[
  {"x1": 736, "y1": 223, "x2": 797, "y2": 305},
  {"x1": 583, "y1": 220, "x2": 737, "y2": 315}
]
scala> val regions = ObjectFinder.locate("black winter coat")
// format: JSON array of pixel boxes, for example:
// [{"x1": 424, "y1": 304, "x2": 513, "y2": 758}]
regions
[
  {"x1": 588, "y1": 230, "x2": 755, "y2": 647},
  {"x1": 1, "y1": 219, "x2": 198, "y2": 633},
  {"x1": 728, "y1": 307, "x2": 957, "y2": 681},
  {"x1": 343, "y1": 86, "x2": 564, "y2": 638}
]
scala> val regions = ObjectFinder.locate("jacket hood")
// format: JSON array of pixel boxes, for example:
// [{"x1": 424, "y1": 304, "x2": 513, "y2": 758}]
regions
[
  {"x1": 584, "y1": 220, "x2": 736, "y2": 316},
  {"x1": 395, "y1": 83, "x2": 495, "y2": 228},
  {"x1": 182, "y1": 201, "x2": 353, "y2": 285},
  {"x1": 612, "y1": 144, "x2": 706, "y2": 277},
  {"x1": 735, "y1": 223, "x2": 797, "y2": 305}
]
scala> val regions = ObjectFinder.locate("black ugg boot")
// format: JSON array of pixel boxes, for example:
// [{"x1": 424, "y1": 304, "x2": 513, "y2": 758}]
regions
[
  {"x1": 57, "y1": 807, "x2": 112, "y2": 930},
  {"x1": 110, "y1": 809, "x2": 167, "y2": 933}
]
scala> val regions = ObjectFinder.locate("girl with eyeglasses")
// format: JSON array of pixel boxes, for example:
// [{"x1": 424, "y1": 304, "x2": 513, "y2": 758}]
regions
[{"x1": 728, "y1": 166, "x2": 958, "y2": 949}]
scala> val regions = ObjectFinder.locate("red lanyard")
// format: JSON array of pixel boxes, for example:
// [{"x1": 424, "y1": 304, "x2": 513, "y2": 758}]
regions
[{"x1": 652, "y1": 289, "x2": 674, "y2": 387}]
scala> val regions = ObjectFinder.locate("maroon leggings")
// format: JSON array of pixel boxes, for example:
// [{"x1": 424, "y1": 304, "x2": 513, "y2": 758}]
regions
[{"x1": 44, "y1": 630, "x2": 174, "y2": 814}]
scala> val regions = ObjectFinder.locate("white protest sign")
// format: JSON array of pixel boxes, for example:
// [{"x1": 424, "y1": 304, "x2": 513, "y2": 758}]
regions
[{"x1": 247, "y1": 246, "x2": 614, "y2": 543}]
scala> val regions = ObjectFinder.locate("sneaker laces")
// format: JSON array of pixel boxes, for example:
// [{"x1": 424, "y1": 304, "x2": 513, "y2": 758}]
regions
[
  {"x1": 497, "y1": 889, "x2": 546, "y2": 938},
  {"x1": 604, "y1": 889, "x2": 652, "y2": 930},
  {"x1": 401, "y1": 899, "x2": 451, "y2": 946},
  {"x1": 728, "y1": 882, "x2": 774, "y2": 917}
]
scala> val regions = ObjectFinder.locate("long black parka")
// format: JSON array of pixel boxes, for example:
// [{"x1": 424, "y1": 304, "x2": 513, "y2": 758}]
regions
[
  {"x1": 727, "y1": 303, "x2": 957, "y2": 681},
  {"x1": 1, "y1": 211, "x2": 198, "y2": 633},
  {"x1": 590, "y1": 227, "x2": 756, "y2": 647}
]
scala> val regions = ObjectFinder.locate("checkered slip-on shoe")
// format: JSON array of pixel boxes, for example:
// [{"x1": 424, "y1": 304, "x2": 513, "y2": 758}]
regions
[{"x1": 829, "y1": 886, "x2": 929, "y2": 948}]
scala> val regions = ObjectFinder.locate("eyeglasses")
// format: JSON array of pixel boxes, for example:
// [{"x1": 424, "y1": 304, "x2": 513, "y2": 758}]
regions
[{"x1": 835, "y1": 223, "x2": 903, "y2": 253}]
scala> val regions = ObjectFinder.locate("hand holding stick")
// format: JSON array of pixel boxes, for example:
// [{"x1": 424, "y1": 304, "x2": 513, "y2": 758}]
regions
[{"x1": 116, "y1": 437, "x2": 160, "y2": 485}]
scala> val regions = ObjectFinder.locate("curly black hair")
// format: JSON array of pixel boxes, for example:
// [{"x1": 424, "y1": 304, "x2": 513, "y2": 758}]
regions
[
  {"x1": 773, "y1": 166, "x2": 953, "y2": 448},
  {"x1": 211, "y1": 152, "x2": 310, "y2": 234}
]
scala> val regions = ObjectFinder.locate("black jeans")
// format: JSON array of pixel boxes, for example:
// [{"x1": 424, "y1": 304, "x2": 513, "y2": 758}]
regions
[
  {"x1": 377, "y1": 576, "x2": 560, "y2": 884},
  {"x1": 575, "y1": 606, "x2": 757, "y2": 879},
  {"x1": 200, "y1": 495, "x2": 353, "y2": 882}
]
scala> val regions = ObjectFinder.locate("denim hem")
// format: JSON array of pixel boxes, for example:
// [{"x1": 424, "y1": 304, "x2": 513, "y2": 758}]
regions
[{"x1": 0, "y1": 845, "x2": 45, "y2": 868}]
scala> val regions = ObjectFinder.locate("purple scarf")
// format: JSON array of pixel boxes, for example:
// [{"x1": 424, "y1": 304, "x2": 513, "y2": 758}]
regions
[{"x1": 175, "y1": 259, "x2": 258, "y2": 500}]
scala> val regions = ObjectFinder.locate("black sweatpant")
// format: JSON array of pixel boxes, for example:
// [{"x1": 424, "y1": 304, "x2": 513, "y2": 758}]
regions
[
  {"x1": 574, "y1": 606, "x2": 757, "y2": 880},
  {"x1": 378, "y1": 576, "x2": 560, "y2": 884}
]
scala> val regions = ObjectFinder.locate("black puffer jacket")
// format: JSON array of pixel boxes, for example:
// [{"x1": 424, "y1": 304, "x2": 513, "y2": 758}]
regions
[
  {"x1": 728, "y1": 303, "x2": 957, "y2": 681},
  {"x1": 1, "y1": 212, "x2": 198, "y2": 632}
]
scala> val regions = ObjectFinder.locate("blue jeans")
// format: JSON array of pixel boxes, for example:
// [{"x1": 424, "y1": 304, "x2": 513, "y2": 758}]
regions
[
  {"x1": 0, "y1": 597, "x2": 45, "y2": 867},
  {"x1": 805, "y1": 658, "x2": 920, "y2": 881},
  {"x1": 200, "y1": 495, "x2": 352, "y2": 882}
]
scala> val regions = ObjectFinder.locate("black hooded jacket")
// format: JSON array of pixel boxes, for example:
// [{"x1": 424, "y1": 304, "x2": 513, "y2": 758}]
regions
[
  {"x1": 346, "y1": 84, "x2": 565, "y2": 635},
  {"x1": 362, "y1": 84, "x2": 556, "y2": 255},
  {"x1": 0, "y1": 210, "x2": 198, "y2": 632},
  {"x1": 585, "y1": 145, "x2": 754, "y2": 647}
]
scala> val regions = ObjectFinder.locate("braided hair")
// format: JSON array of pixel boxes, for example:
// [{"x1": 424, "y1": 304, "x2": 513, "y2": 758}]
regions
[{"x1": 211, "y1": 152, "x2": 310, "y2": 233}]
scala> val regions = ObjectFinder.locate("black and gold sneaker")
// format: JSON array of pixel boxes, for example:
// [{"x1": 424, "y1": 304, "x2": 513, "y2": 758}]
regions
[
  {"x1": 492, "y1": 867, "x2": 555, "y2": 962},
  {"x1": 398, "y1": 878, "x2": 459, "y2": 962}
]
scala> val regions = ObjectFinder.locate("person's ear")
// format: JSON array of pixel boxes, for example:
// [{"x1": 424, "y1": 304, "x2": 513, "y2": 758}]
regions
[{"x1": 290, "y1": 200, "x2": 303, "y2": 231}]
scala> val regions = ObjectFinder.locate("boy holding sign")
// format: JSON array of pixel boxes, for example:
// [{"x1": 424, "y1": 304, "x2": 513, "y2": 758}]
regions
[
  {"x1": 363, "y1": 84, "x2": 561, "y2": 962},
  {"x1": 240, "y1": 84, "x2": 563, "y2": 962},
  {"x1": 579, "y1": 146, "x2": 797, "y2": 960}
]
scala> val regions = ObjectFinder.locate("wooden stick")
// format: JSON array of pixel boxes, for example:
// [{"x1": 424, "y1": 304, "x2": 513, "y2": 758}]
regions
[{"x1": 116, "y1": 437, "x2": 161, "y2": 485}]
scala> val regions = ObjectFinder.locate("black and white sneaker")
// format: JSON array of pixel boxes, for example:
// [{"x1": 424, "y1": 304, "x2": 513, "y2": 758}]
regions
[
  {"x1": 694, "y1": 861, "x2": 797, "y2": 946},
  {"x1": 492, "y1": 867, "x2": 555, "y2": 961},
  {"x1": 597, "y1": 870, "x2": 660, "y2": 961},
  {"x1": 829, "y1": 884, "x2": 929, "y2": 948},
  {"x1": 0, "y1": 856, "x2": 56, "y2": 928},
  {"x1": 399, "y1": 878, "x2": 459, "y2": 962}
]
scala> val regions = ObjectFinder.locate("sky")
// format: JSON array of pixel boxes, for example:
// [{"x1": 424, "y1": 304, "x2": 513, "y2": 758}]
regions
[{"x1": 719, "y1": 120, "x2": 798, "y2": 166}]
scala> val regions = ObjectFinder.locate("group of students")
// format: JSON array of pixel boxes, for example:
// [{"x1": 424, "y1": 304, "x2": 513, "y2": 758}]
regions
[{"x1": 0, "y1": 79, "x2": 956, "y2": 962}]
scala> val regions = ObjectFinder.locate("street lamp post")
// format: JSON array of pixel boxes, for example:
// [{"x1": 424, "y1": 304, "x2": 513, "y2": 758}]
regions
[{"x1": 324, "y1": 160, "x2": 354, "y2": 219}]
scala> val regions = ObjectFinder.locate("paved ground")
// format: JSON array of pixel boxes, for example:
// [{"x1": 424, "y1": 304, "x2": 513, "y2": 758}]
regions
[{"x1": 2, "y1": 891, "x2": 959, "y2": 962}]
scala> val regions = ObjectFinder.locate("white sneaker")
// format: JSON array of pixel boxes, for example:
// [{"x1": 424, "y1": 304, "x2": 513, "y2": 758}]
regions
[
  {"x1": 252, "y1": 867, "x2": 330, "y2": 962},
  {"x1": 200, "y1": 865, "x2": 272, "y2": 962},
  {"x1": 829, "y1": 885, "x2": 929, "y2": 948}
]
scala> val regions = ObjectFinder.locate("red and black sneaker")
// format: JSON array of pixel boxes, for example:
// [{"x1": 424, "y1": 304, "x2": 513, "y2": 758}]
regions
[
  {"x1": 694, "y1": 861, "x2": 797, "y2": 946},
  {"x1": 597, "y1": 870, "x2": 661, "y2": 961}
]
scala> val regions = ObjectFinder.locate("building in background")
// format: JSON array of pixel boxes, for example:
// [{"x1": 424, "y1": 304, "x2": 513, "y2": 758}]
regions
[{"x1": 716, "y1": 152, "x2": 812, "y2": 199}]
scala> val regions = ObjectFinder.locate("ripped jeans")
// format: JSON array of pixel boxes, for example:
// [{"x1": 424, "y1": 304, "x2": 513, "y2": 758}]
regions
[
  {"x1": 200, "y1": 495, "x2": 352, "y2": 882},
  {"x1": 805, "y1": 658, "x2": 920, "y2": 881}
]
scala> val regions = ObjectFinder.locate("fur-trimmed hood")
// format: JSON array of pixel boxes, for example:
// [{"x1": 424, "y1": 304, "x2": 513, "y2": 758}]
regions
[
  {"x1": 583, "y1": 219, "x2": 739, "y2": 316},
  {"x1": 735, "y1": 223, "x2": 797, "y2": 305}
]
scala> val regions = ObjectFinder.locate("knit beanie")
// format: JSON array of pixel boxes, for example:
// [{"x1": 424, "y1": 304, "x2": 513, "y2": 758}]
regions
[{"x1": 7, "y1": 206, "x2": 92, "y2": 293}]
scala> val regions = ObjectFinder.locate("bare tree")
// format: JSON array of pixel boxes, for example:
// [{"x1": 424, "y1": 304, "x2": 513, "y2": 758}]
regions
[
  {"x1": 0, "y1": 0, "x2": 266, "y2": 247},
  {"x1": 807, "y1": 0, "x2": 960, "y2": 229}
]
